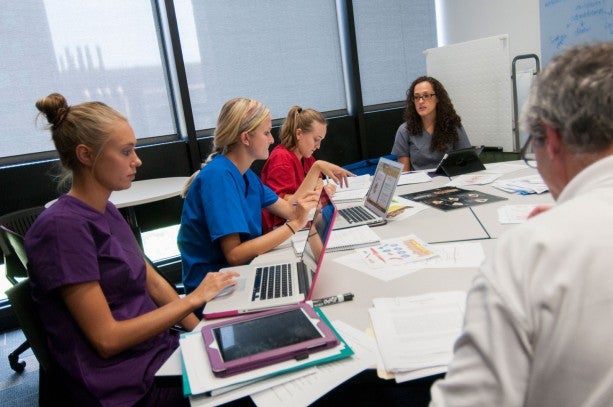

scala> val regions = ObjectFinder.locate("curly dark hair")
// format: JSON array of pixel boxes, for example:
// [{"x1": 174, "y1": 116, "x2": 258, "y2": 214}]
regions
[{"x1": 403, "y1": 76, "x2": 462, "y2": 152}]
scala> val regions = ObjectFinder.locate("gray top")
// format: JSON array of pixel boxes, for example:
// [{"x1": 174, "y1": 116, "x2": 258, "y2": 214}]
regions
[{"x1": 391, "y1": 123, "x2": 471, "y2": 171}]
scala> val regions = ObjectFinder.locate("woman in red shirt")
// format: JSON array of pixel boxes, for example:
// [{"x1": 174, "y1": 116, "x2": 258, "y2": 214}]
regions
[{"x1": 261, "y1": 105, "x2": 349, "y2": 233}]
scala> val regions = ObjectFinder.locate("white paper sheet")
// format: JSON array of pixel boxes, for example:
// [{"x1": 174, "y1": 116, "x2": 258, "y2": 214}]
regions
[
  {"x1": 492, "y1": 174, "x2": 548, "y2": 194},
  {"x1": 180, "y1": 330, "x2": 343, "y2": 396},
  {"x1": 369, "y1": 292, "x2": 466, "y2": 373},
  {"x1": 483, "y1": 162, "x2": 527, "y2": 174},
  {"x1": 250, "y1": 321, "x2": 378, "y2": 407},
  {"x1": 497, "y1": 204, "x2": 540, "y2": 224},
  {"x1": 331, "y1": 188, "x2": 369, "y2": 202},
  {"x1": 385, "y1": 196, "x2": 429, "y2": 222},
  {"x1": 397, "y1": 171, "x2": 433, "y2": 186},
  {"x1": 189, "y1": 369, "x2": 315, "y2": 407},
  {"x1": 330, "y1": 174, "x2": 371, "y2": 190},
  {"x1": 333, "y1": 241, "x2": 485, "y2": 282},
  {"x1": 356, "y1": 235, "x2": 437, "y2": 268},
  {"x1": 446, "y1": 172, "x2": 502, "y2": 187}
]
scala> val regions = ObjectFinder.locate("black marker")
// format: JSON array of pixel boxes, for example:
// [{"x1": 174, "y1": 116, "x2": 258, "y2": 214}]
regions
[{"x1": 309, "y1": 293, "x2": 354, "y2": 307}]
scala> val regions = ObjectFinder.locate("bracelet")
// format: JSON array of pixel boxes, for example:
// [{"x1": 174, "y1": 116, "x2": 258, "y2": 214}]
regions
[{"x1": 285, "y1": 222, "x2": 296, "y2": 234}]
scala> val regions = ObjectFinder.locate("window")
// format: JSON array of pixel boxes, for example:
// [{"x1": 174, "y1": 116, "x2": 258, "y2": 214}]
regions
[
  {"x1": 352, "y1": 0, "x2": 437, "y2": 109},
  {"x1": 0, "y1": 0, "x2": 176, "y2": 161},
  {"x1": 174, "y1": 0, "x2": 348, "y2": 129}
]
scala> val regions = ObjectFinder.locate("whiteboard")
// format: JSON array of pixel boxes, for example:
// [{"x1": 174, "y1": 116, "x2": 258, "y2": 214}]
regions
[
  {"x1": 425, "y1": 35, "x2": 513, "y2": 152},
  {"x1": 540, "y1": 0, "x2": 613, "y2": 66}
]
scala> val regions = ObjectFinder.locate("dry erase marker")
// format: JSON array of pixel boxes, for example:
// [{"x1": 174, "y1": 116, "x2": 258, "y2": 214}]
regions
[{"x1": 309, "y1": 293, "x2": 354, "y2": 307}]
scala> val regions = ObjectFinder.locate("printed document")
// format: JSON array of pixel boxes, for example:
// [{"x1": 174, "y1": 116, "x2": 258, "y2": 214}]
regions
[
  {"x1": 334, "y1": 241, "x2": 485, "y2": 282},
  {"x1": 369, "y1": 291, "x2": 466, "y2": 374}
]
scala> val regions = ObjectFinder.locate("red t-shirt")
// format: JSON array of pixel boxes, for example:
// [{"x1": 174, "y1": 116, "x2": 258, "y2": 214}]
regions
[{"x1": 260, "y1": 144, "x2": 316, "y2": 233}]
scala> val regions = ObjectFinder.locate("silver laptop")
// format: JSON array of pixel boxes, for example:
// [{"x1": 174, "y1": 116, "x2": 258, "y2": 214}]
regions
[
  {"x1": 333, "y1": 157, "x2": 403, "y2": 229},
  {"x1": 202, "y1": 189, "x2": 337, "y2": 320}
]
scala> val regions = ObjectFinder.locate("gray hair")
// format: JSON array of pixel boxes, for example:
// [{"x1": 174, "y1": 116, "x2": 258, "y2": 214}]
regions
[{"x1": 521, "y1": 42, "x2": 613, "y2": 153}]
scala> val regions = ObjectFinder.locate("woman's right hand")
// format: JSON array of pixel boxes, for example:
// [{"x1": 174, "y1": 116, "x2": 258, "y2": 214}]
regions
[
  {"x1": 292, "y1": 190, "x2": 320, "y2": 228},
  {"x1": 189, "y1": 271, "x2": 238, "y2": 305}
]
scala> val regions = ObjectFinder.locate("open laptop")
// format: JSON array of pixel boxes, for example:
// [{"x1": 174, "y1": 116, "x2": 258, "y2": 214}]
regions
[
  {"x1": 435, "y1": 146, "x2": 485, "y2": 177},
  {"x1": 333, "y1": 157, "x2": 403, "y2": 229},
  {"x1": 202, "y1": 188, "x2": 337, "y2": 320}
]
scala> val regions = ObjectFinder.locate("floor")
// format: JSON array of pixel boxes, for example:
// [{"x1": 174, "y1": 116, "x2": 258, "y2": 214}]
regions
[{"x1": 0, "y1": 329, "x2": 38, "y2": 406}]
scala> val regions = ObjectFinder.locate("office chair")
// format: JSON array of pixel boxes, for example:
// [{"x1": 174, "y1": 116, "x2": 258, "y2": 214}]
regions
[
  {"x1": 144, "y1": 254, "x2": 185, "y2": 295},
  {"x1": 6, "y1": 279, "x2": 74, "y2": 405},
  {"x1": 0, "y1": 206, "x2": 45, "y2": 284},
  {"x1": 0, "y1": 206, "x2": 45, "y2": 372}
]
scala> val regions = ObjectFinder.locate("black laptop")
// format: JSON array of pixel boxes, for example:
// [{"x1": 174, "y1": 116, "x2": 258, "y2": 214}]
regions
[{"x1": 435, "y1": 146, "x2": 486, "y2": 177}]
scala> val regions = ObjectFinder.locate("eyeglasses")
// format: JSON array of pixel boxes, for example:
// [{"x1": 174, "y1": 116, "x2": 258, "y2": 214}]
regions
[
  {"x1": 520, "y1": 134, "x2": 540, "y2": 168},
  {"x1": 412, "y1": 93, "x2": 436, "y2": 102}
]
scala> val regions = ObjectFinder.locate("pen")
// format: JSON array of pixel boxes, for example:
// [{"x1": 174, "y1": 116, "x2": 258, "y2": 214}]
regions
[{"x1": 308, "y1": 293, "x2": 354, "y2": 307}]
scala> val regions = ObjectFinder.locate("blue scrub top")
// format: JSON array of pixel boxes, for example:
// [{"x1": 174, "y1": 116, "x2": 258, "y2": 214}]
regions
[{"x1": 178, "y1": 155, "x2": 278, "y2": 294}]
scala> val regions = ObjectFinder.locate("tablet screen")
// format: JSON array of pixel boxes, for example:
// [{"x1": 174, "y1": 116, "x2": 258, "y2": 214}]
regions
[{"x1": 212, "y1": 308, "x2": 322, "y2": 362}]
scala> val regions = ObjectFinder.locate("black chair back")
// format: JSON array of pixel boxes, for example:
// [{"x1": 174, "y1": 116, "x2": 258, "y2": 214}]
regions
[{"x1": 0, "y1": 206, "x2": 45, "y2": 283}]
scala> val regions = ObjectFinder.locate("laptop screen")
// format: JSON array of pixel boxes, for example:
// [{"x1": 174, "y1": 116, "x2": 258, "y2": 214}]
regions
[
  {"x1": 301, "y1": 189, "x2": 337, "y2": 299},
  {"x1": 364, "y1": 157, "x2": 403, "y2": 215}
]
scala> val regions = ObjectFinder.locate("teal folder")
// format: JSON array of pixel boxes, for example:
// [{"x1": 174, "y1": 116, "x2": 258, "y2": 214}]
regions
[{"x1": 181, "y1": 307, "x2": 354, "y2": 397}]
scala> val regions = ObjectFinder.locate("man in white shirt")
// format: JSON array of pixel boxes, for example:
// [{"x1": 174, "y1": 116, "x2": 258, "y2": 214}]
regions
[{"x1": 429, "y1": 42, "x2": 613, "y2": 406}]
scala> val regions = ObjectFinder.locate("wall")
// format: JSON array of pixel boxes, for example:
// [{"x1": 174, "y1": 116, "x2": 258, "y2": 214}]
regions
[
  {"x1": 435, "y1": 0, "x2": 541, "y2": 150},
  {"x1": 438, "y1": 0, "x2": 541, "y2": 66}
]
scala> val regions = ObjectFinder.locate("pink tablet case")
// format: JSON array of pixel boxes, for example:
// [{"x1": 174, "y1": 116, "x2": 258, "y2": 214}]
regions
[{"x1": 201, "y1": 303, "x2": 339, "y2": 377}]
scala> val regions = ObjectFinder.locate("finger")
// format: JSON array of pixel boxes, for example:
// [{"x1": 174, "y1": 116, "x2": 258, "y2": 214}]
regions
[
  {"x1": 336, "y1": 173, "x2": 350, "y2": 188},
  {"x1": 327, "y1": 173, "x2": 341, "y2": 185},
  {"x1": 527, "y1": 205, "x2": 548, "y2": 219},
  {"x1": 527, "y1": 208, "x2": 541, "y2": 219}
]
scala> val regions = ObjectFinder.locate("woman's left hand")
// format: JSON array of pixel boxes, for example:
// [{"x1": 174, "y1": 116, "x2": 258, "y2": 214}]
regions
[{"x1": 316, "y1": 160, "x2": 354, "y2": 188}]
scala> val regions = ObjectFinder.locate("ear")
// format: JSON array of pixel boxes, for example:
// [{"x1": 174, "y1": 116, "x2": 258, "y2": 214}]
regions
[
  {"x1": 75, "y1": 144, "x2": 95, "y2": 167},
  {"x1": 240, "y1": 131, "x2": 250, "y2": 146},
  {"x1": 543, "y1": 124, "x2": 563, "y2": 159},
  {"x1": 295, "y1": 128, "x2": 303, "y2": 140}
]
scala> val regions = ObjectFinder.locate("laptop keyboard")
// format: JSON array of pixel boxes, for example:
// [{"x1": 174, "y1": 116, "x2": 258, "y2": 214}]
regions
[
  {"x1": 252, "y1": 263, "x2": 293, "y2": 301},
  {"x1": 338, "y1": 206, "x2": 376, "y2": 224}
]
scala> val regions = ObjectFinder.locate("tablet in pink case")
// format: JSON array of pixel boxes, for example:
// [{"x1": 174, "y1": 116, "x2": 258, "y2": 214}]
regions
[{"x1": 201, "y1": 303, "x2": 339, "y2": 377}]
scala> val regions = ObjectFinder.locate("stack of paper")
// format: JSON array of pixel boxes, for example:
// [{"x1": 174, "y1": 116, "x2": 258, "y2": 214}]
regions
[
  {"x1": 328, "y1": 174, "x2": 371, "y2": 202},
  {"x1": 249, "y1": 321, "x2": 378, "y2": 407},
  {"x1": 180, "y1": 310, "x2": 354, "y2": 403},
  {"x1": 369, "y1": 291, "x2": 466, "y2": 383},
  {"x1": 324, "y1": 174, "x2": 370, "y2": 202},
  {"x1": 492, "y1": 174, "x2": 548, "y2": 194}
]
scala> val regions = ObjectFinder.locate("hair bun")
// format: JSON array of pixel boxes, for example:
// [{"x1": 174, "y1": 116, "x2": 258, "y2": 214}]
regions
[{"x1": 35, "y1": 93, "x2": 70, "y2": 128}]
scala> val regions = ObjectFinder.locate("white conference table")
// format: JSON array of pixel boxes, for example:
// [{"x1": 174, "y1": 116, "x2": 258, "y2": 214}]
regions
[
  {"x1": 45, "y1": 176, "x2": 189, "y2": 209},
  {"x1": 108, "y1": 176, "x2": 190, "y2": 209},
  {"x1": 110, "y1": 176, "x2": 189, "y2": 246},
  {"x1": 156, "y1": 162, "x2": 551, "y2": 393},
  {"x1": 466, "y1": 167, "x2": 554, "y2": 238}
]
